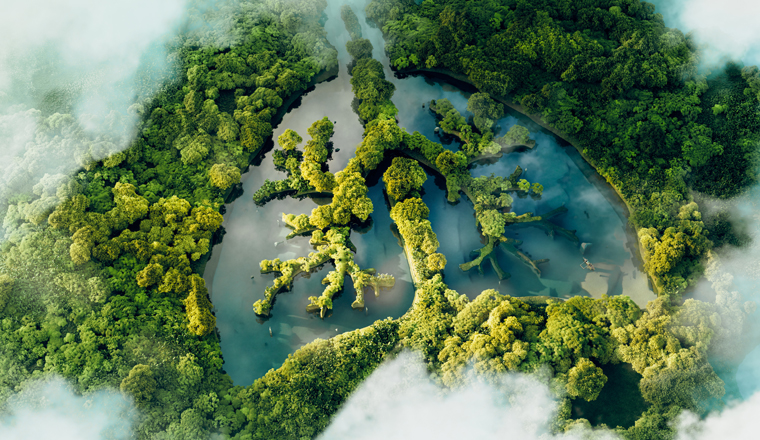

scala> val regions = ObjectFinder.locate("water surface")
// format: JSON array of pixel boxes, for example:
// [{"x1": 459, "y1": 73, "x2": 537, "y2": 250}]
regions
[
  {"x1": 205, "y1": 0, "x2": 654, "y2": 385},
  {"x1": 204, "y1": 0, "x2": 414, "y2": 385}
]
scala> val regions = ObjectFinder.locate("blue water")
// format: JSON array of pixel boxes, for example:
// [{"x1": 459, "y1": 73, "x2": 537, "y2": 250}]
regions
[{"x1": 205, "y1": 0, "x2": 653, "y2": 385}]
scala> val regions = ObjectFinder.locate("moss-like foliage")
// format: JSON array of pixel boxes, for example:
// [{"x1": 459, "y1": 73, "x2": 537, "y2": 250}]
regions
[
  {"x1": 253, "y1": 227, "x2": 394, "y2": 317},
  {"x1": 0, "y1": 1, "x2": 756, "y2": 439}
]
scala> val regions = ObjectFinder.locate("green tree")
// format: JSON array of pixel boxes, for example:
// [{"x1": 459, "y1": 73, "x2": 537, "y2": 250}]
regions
[
  {"x1": 435, "y1": 150, "x2": 467, "y2": 177},
  {"x1": 479, "y1": 209, "x2": 505, "y2": 238},
  {"x1": 346, "y1": 39, "x2": 374, "y2": 61},
  {"x1": 383, "y1": 157, "x2": 427, "y2": 201},
  {"x1": 0, "y1": 274, "x2": 13, "y2": 312},
  {"x1": 390, "y1": 197, "x2": 429, "y2": 222},
  {"x1": 426, "y1": 253, "x2": 447, "y2": 272},
  {"x1": 137, "y1": 262, "x2": 164, "y2": 288},
  {"x1": 467, "y1": 92, "x2": 504, "y2": 133},
  {"x1": 566, "y1": 358, "x2": 607, "y2": 402},
  {"x1": 310, "y1": 204, "x2": 333, "y2": 229},
  {"x1": 278, "y1": 128, "x2": 303, "y2": 151},
  {"x1": 340, "y1": 5, "x2": 363, "y2": 40},
  {"x1": 185, "y1": 274, "x2": 216, "y2": 336},
  {"x1": 209, "y1": 163, "x2": 241, "y2": 190},
  {"x1": 120, "y1": 364, "x2": 157, "y2": 405},
  {"x1": 531, "y1": 182, "x2": 544, "y2": 195},
  {"x1": 681, "y1": 122, "x2": 724, "y2": 167}
]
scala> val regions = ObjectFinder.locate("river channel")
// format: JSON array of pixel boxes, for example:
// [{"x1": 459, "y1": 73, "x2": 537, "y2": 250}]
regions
[{"x1": 203, "y1": 0, "x2": 654, "y2": 385}]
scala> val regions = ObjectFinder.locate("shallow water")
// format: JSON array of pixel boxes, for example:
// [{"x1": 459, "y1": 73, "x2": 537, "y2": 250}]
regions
[
  {"x1": 409, "y1": 116, "x2": 653, "y2": 304},
  {"x1": 357, "y1": 3, "x2": 652, "y2": 304},
  {"x1": 205, "y1": 0, "x2": 653, "y2": 385},
  {"x1": 444, "y1": 115, "x2": 652, "y2": 304},
  {"x1": 203, "y1": 0, "x2": 415, "y2": 385}
]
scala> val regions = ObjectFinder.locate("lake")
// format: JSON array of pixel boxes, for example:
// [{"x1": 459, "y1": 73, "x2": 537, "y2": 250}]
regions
[{"x1": 204, "y1": 0, "x2": 654, "y2": 385}]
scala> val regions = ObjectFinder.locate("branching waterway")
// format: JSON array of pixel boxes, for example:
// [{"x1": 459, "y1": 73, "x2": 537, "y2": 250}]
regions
[{"x1": 204, "y1": 0, "x2": 655, "y2": 385}]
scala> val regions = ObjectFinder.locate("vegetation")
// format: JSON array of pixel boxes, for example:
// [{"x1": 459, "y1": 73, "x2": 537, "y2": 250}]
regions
[
  {"x1": 252, "y1": 118, "x2": 338, "y2": 204},
  {"x1": 0, "y1": 0, "x2": 756, "y2": 439},
  {"x1": 363, "y1": 0, "x2": 760, "y2": 437},
  {"x1": 0, "y1": 0, "x2": 373, "y2": 437},
  {"x1": 253, "y1": 226, "x2": 394, "y2": 317},
  {"x1": 371, "y1": 0, "x2": 758, "y2": 298},
  {"x1": 340, "y1": 5, "x2": 363, "y2": 40}
]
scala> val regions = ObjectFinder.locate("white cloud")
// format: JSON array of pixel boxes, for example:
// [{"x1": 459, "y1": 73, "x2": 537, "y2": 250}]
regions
[
  {"x1": 321, "y1": 351, "x2": 760, "y2": 440},
  {"x1": 0, "y1": 0, "x2": 185, "y2": 106},
  {"x1": 677, "y1": 391, "x2": 760, "y2": 440},
  {"x1": 0, "y1": 376, "x2": 136, "y2": 440},
  {"x1": 652, "y1": 0, "x2": 760, "y2": 69},
  {"x1": 319, "y1": 352, "x2": 619, "y2": 440},
  {"x1": 0, "y1": 0, "x2": 186, "y2": 231}
]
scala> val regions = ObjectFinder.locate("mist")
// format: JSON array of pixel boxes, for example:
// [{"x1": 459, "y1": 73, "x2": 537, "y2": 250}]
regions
[
  {"x1": 319, "y1": 351, "x2": 620, "y2": 440},
  {"x1": 0, "y1": 0, "x2": 186, "y2": 240},
  {"x1": 649, "y1": 0, "x2": 760, "y2": 71},
  {"x1": 676, "y1": 390, "x2": 760, "y2": 440},
  {"x1": 0, "y1": 376, "x2": 135, "y2": 440},
  {"x1": 320, "y1": 350, "x2": 760, "y2": 440}
]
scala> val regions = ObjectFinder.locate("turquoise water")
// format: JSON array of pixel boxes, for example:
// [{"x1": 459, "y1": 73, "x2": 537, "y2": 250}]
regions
[{"x1": 204, "y1": 0, "x2": 653, "y2": 385}]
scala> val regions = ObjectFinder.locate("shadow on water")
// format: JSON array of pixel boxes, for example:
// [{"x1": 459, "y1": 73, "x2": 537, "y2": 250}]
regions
[
  {"x1": 571, "y1": 363, "x2": 650, "y2": 429},
  {"x1": 351, "y1": 2, "x2": 653, "y2": 305},
  {"x1": 414, "y1": 106, "x2": 654, "y2": 304}
]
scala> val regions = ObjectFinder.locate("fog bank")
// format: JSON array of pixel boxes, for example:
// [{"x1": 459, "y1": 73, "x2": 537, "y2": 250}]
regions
[
  {"x1": 0, "y1": 376, "x2": 135, "y2": 440},
  {"x1": 0, "y1": 0, "x2": 185, "y2": 240}
]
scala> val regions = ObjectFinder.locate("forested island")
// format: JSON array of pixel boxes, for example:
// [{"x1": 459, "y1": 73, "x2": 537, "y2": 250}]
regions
[{"x1": 0, "y1": 0, "x2": 758, "y2": 439}]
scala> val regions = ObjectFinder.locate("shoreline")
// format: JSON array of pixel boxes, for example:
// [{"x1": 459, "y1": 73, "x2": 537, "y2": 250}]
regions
[
  {"x1": 198, "y1": 64, "x2": 341, "y2": 297},
  {"x1": 403, "y1": 67, "x2": 655, "y2": 296}
]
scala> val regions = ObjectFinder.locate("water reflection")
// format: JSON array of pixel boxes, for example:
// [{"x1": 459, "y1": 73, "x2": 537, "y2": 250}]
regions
[
  {"x1": 357, "y1": 2, "x2": 652, "y2": 304},
  {"x1": 204, "y1": 0, "x2": 415, "y2": 385},
  {"x1": 205, "y1": 0, "x2": 654, "y2": 385}
]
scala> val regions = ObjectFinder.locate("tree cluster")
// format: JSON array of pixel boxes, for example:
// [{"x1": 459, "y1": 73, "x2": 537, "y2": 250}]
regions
[{"x1": 371, "y1": 0, "x2": 760, "y2": 297}]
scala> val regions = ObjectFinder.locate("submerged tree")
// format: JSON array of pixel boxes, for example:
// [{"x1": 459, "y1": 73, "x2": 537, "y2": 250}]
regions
[
  {"x1": 253, "y1": 227, "x2": 394, "y2": 318},
  {"x1": 252, "y1": 116, "x2": 396, "y2": 318}
]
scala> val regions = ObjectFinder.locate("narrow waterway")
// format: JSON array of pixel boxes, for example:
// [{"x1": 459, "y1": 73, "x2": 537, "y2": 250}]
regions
[
  {"x1": 204, "y1": 0, "x2": 654, "y2": 385},
  {"x1": 355, "y1": 3, "x2": 652, "y2": 304},
  {"x1": 203, "y1": 0, "x2": 415, "y2": 386}
]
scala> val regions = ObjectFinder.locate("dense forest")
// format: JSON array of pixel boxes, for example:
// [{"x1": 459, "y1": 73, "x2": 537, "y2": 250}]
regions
[
  {"x1": 369, "y1": 0, "x2": 760, "y2": 297},
  {"x1": 0, "y1": 0, "x2": 757, "y2": 439}
]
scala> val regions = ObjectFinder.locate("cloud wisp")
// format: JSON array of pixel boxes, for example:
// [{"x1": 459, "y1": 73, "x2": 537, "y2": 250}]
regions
[
  {"x1": 0, "y1": 376, "x2": 136, "y2": 440},
  {"x1": 322, "y1": 350, "x2": 760, "y2": 440},
  {"x1": 0, "y1": 0, "x2": 186, "y2": 239},
  {"x1": 677, "y1": 390, "x2": 760, "y2": 440},
  {"x1": 319, "y1": 351, "x2": 619, "y2": 440},
  {"x1": 651, "y1": 0, "x2": 760, "y2": 70}
]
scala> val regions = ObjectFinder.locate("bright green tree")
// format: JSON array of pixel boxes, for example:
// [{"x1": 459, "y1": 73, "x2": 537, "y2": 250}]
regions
[
  {"x1": 209, "y1": 163, "x2": 241, "y2": 190},
  {"x1": 383, "y1": 157, "x2": 427, "y2": 201},
  {"x1": 278, "y1": 128, "x2": 303, "y2": 151},
  {"x1": 566, "y1": 358, "x2": 608, "y2": 401}
]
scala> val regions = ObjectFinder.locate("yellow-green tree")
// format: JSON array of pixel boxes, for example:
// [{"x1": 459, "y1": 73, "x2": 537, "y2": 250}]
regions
[
  {"x1": 383, "y1": 157, "x2": 427, "y2": 201},
  {"x1": 278, "y1": 128, "x2": 303, "y2": 151},
  {"x1": 566, "y1": 358, "x2": 607, "y2": 401},
  {"x1": 120, "y1": 364, "x2": 157, "y2": 405},
  {"x1": 185, "y1": 274, "x2": 216, "y2": 336},
  {"x1": 209, "y1": 163, "x2": 241, "y2": 190}
]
